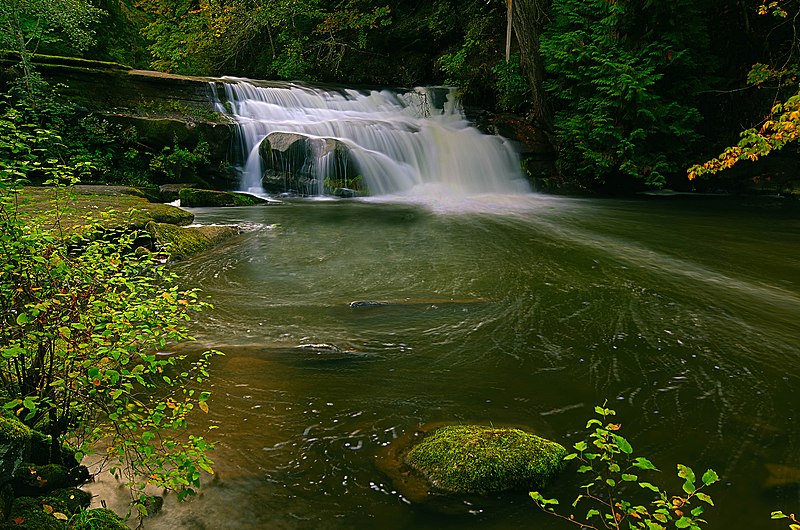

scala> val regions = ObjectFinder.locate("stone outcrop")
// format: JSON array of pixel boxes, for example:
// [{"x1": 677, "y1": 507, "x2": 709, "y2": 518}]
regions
[{"x1": 257, "y1": 132, "x2": 359, "y2": 196}]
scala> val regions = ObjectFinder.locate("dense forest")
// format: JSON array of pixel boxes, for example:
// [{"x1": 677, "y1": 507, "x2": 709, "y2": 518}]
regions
[{"x1": 3, "y1": 0, "x2": 800, "y2": 192}]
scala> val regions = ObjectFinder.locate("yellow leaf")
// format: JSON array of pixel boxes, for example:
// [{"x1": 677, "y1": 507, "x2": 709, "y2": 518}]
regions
[
  {"x1": 53, "y1": 512, "x2": 68, "y2": 521},
  {"x1": 198, "y1": 400, "x2": 209, "y2": 413}
]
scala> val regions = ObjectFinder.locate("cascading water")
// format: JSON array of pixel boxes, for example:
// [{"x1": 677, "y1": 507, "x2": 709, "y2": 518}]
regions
[{"x1": 212, "y1": 78, "x2": 531, "y2": 198}]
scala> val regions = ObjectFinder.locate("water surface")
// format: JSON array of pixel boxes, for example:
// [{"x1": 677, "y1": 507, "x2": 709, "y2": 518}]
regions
[{"x1": 104, "y1": 194, "x2": 800, "y2": 529}]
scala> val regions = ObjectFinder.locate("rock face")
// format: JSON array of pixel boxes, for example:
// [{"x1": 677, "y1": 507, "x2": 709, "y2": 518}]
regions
[
  {"x1": 404, "y1": 425, "x2": 566, "y2": 495},
  {"x1": 0, "y1": 54, "x2": 238, "y2": 190},
  {"x1": 258, "y1": 132, "x2": 359, "y2": 196}
]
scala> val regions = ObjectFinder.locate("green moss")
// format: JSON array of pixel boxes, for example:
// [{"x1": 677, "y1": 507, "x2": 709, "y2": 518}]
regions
[
  {"x1": 67, "y1": 508, "x2": 127, "y2": 530},
  {"x1": 146, "y1": 222, "x2": 238, "y2": 260},
  {"x1": 1, "y1": 416, "x2": 31, "y2": 486},
  {"x1": 46, "y1": 489, "x2": 90, "y2": 515},
  {"x1": 13, "y1": 186, "x2": 194, "y2": 233},
  {"x1": 405, "y1": 425, "x2": 566, "y2": 494},
  {"x1": 7, "y1": 496, "x2": 66, "y2": 529},
  {"x1": 178, "y1": 188, "x2": 265, "y2": 207},
  {"x1": 12, "y1": 464, "x2": 70, "y2": 497},
  {"x1": 0, "y1": 417, "x2": 31, "y2": 444}
]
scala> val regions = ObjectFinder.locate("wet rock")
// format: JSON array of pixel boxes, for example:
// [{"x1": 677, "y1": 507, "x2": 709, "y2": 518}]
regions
[
  {"x1": 146, "y1": 221, "x2": 239, "y2": 260},
  {"x1": 296, "y1": 343, "x2": 341, "y2": 352},
  {"x1": 403, "y1": 425, "x2": 566, "y2": 495},
  {"x1": 142, "y1": 494, "x2": 164, "y2": 517},
  {"x1": 334, "y1": 187, "x2": 359, "y2": 198},
  {"x1": 349, "y1": 301, "x2": 388, "y2": 308},
  {"x1": 258, "y1": 132, "x2": 358, "y2": 196},
  {"x1": 159, "y1": 183, "x2": 197, "y2": 202},
  {"x1": 178, "y1": 188, "x2": 269, "y2": 207}
]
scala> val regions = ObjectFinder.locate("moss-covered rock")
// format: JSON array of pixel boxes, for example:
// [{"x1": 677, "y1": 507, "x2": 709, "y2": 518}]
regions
[
  {"x1": 11, "y1": 465, "x2": 70, "y2": 498},
  {"x1": 1, "y1": 416, "x2": 32, "y2": 487},
  {"x1": 178, "y1": 188, "x2": 267, "y2": 207},
  {"x1": 67, "y1": 508, "x2": 127, "y2": 530},
  {"x1": 404, "y1": 425, "x2": 566, "y2": 495},
  {"x1": 46, "y1": 489, "x2": 91, "y2": 515},
  {"x1": 6, "y1": 496, "x2": 66, "y2": 529},
  {"x1": 146, "y1": 221, "x2": 239, "y2": 260}
]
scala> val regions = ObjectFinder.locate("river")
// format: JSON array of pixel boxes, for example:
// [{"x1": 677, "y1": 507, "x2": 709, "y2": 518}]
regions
[{"x1": 94, "y1": 193, "x2": 799, "y2": 529}]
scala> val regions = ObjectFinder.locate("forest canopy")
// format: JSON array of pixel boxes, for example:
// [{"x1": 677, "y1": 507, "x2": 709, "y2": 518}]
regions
[{"x1": 3, "y1": 0, "x2": 800, "y2": 191}]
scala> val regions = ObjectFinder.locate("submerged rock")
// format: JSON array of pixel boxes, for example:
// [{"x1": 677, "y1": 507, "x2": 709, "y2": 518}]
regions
[
  {"x1": 404, "y1": 425, "x2": 566, "y2": 495},
  {"x1": 349, "y1": 301, "x2": 388, "y2": 308}
]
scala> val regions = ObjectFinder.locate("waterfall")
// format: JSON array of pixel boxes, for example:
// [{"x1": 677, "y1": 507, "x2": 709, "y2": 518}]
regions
[{"x1": 213, "y1": 78, "x2": 531, "y2": 198}]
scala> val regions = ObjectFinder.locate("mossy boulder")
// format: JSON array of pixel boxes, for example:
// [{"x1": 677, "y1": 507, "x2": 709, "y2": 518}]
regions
[
  {"x1": 12, "y1": 465, "x2": 68, "y2": 498},
  {"x1": 404, "y1": 425, "x2": 566, "y2": 495},
  {"x1": 1, "y1": 416, "x2": 32, "y2": 486},
  {"x1": 47, "y1": 489, "x2": 91, "y2": 515},
  {"x1": 178, "y1": 188, "x2": 267, "y2": 207},
  {"x1": 146, "y1": 221, "x2": 239, "y2": 260},
  {"x1": 6, "y1": 496, "x2": 67, "y2": 529}
]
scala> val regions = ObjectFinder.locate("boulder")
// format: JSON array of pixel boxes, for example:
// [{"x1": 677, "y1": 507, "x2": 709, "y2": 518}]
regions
[
  {"x1": 258, "y1": 132, "x2": 359, "y2": 196},
  {"x1": 178, "y1": 188, "x2": 268, "y2": 207},
  {"x1": 146, "y1": 221, "x2": 239, "y2": 260},
  {"x1": 404, "y1": 425, "x2": 566, "y2": 495}
]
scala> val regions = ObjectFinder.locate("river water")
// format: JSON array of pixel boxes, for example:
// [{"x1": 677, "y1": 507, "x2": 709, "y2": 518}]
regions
[{"x1": 111, "y1": 193, "x2": 799, "y2": 529}]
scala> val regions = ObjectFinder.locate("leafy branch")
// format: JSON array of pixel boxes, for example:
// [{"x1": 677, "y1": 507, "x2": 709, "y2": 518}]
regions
[{"x1": 531, "y1": 403, "x2": 719, "y2": 530}]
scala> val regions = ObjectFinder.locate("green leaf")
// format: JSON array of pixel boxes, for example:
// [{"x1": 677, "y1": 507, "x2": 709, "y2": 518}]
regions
[
  {"x1": 691, "y1": 506, "x2": 704, "y2": 517},
  {"x1": 675, "y1": 516, "x2": 693, "y2": 528},
  {"x1": 574, "y1": 440, "x2": 588, "y2": 451},
  {"x1": 695, "y1": 492, "x2": 714, "y2": 506},
  {"x1": 586, "y1": 508, "x2": 600, "y2": 519},
  {"x1": 621, "y1": 473, "x2": 638, "y2": 481},
  {"x1": 677, "y1": 464, "x2": 695, "y2": 483},
  {"x1": 770, "y1": 511, "x2": 788, "y2": 519},
  {"x1": 15, "y1": 313, "x2": 30, "y2": 325},
  {"x1": 613, "y1": 434, "x2": 633, "y2": 454},
  {"x1": 701, "y1": 469, "x2": 718, "y2": 485},
  {"x1": 633, "y1": 457, "x2": 658, "y2": 470},
  {"x1": 639, "y1": 481, "x2": 660, "y2": 493}
]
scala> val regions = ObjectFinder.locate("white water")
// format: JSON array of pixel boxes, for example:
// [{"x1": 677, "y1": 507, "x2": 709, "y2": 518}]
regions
[{"x1": 213, "y1": 79, "x2": 531, "y2": 198}]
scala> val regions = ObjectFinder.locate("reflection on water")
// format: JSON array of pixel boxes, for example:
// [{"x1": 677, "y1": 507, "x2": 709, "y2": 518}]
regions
[{"x1": 102, "y1": 195, "x2": 800, "y2": 529}]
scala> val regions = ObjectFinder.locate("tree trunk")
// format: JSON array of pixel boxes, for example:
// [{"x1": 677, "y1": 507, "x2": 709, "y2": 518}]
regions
[{"x1": 512, "y1": 0, "x2": 551, "y2": 132}]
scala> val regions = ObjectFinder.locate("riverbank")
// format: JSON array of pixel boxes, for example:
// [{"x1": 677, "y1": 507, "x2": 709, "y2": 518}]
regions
[{"x1": 11, "y1": 185, "x2": 240, "y2": 260}]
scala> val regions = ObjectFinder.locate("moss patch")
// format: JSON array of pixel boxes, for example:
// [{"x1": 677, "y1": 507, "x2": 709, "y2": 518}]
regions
[
  {"x1": 67, "y1": 508, "x2": 128, "y2": 530},
  {"x1": 1, "y1": 416, "x2": 32, "y2": 487},
  {"x1": 146, "y1": 222, "x2": 238, "y2": 260},
  {"x1": 178, "y1": 188, "x2": 267, "y2": 207},
  {"x1": 12, "y1": 186, "x2": 193, "y2": 234},
  {"x1": 404, "y1": 425, "x2": 566, "y2": 494}
]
